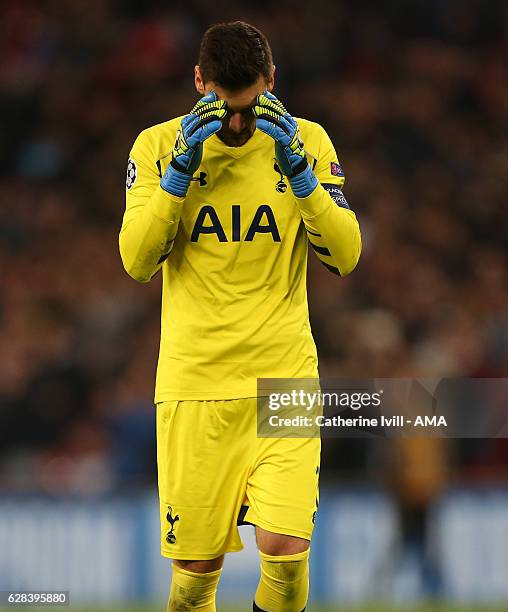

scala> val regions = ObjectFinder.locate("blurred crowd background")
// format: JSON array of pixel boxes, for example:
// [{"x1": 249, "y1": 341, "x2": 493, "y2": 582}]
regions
[{"x1": 1, "y1": 0, "x2": 508, "y2": 599}]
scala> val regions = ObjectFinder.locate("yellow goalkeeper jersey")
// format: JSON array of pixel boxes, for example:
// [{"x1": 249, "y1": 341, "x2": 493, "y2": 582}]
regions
[{"x1": 120, "y1": 116, "x2": 361, "y2": 401}]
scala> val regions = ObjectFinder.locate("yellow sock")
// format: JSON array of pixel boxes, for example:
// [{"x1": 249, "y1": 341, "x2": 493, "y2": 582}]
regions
[
  {"x1": 168, "y1": 564, "x2": 221, "y2": 611},
  {"x1": 254, "y1": 549, "x2": 310, "y2": 612}
]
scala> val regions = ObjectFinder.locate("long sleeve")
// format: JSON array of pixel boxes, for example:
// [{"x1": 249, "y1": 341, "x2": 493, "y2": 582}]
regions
[
  {"x1": 119, "y1": 128, "x2": 184, "y2": 283},
  {"x1": 296, "y1": 125, "x2": 361, "y2": 276},
  {"x1": 296, "y1": 184, "x2": 361, "y2": 276}
]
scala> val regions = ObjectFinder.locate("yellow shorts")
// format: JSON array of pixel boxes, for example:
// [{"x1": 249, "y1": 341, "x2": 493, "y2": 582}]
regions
[{"x1": 156, "y1": 398, "x2": 320, "y2": 560}]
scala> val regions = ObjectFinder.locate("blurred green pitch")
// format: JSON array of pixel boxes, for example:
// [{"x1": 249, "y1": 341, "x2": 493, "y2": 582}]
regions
[{"x1": 5, "y1": 603, "x2": 505, "y2": 612}]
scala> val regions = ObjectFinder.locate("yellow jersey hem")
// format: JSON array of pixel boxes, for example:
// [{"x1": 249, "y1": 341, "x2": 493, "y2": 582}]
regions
[{"x1": 154, "y1": 389, "x2": 262, "y2": 402}]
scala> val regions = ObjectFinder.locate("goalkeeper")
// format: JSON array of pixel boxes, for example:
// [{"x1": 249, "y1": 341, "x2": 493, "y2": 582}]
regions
[{"x1": 120, "y1": 21, "x2": 361, "y2": 612}]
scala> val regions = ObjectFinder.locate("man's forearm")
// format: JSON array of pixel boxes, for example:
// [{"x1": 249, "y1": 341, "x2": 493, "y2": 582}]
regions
[
  {"x1": 119, "y1": 187, "x2": 184, "y2": 283},
  {"x1": 296, "y1": 185, "x2": 361, "y2": 276}
]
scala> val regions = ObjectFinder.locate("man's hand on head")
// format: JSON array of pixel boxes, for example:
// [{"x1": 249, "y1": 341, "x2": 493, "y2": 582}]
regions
[
  {"x1": 160, "y1": 92, "x2": 227, "y2": 198},
  {"x1": 252, "y1": 91, "x2": 318, "y2": 198}
]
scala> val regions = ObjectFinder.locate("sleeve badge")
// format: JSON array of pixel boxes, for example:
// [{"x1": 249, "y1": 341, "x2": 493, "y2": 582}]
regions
[
  {"x1": 126, "y1": 158, "x2": 137, "y2": 190},
  {"x1": 330, "y1": 161, "x2": 344, "y2": 177}
]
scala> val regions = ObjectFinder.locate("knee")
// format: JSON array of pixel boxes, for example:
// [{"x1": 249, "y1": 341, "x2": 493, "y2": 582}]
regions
[
  {"x1": 256, "y1": 527, "x2": 310, "y2": 556},
  {"x1": 174, "y1": 556, "x2": 224, "y2": 573}
]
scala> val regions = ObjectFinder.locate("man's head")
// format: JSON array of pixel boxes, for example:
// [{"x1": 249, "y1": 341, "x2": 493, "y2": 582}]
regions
[{"x1": 195, "y1": 21, "x2": 275, "y2": 147}]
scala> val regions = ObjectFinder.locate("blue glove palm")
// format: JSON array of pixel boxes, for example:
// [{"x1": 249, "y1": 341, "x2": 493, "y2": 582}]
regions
[
  {"x1": 161, "y1": 92, "x2": 227, "y2": 197},
  {"x1": 253, "y1": 91, "x2": 318, "y2": 198}
]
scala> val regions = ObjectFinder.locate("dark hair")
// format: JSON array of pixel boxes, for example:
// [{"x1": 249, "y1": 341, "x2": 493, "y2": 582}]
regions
[{"x1": 198, "y1": 21, "x2": 273, "y2": 91}]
